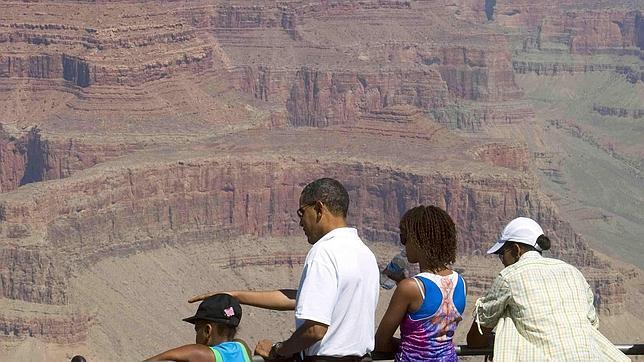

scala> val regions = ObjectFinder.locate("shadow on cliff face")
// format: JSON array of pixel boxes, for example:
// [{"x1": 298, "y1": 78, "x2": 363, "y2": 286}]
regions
[
  {"x1": 0, "y1": 126, "x2": 150, "y2": 193},
  {"x1": 62, "y1": 55, "x2": 91, "y2": 88},
  {"x1": 485, "y1": 0, "x2": 496, "y2": 21},
  {"x1": 0, "y1": 126, "x2": 50, "y2": 191},
  {"x1": 19, "y1": 128, "x2": 49, "y2": 186},
  {"x1": 637, "y1": 13, "x2": 644, "y2": 50}
]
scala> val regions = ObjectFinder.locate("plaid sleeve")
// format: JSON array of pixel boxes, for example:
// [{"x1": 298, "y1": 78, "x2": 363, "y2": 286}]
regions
[{"x1": 474, "y1": 274, "x2": 512, "y2": 329}]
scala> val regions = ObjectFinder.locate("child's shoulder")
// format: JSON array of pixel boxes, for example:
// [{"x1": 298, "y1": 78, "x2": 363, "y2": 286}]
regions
[{"x1": 232, "y1": 338, "x2": 252, "y2": 358}]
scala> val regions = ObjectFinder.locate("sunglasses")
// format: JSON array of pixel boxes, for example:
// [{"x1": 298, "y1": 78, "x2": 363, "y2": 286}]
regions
[
  {"x1": 497, "y1": 244, "x2": 513, "y2": 259},
  {"x1": 296, "y1": 203, "x2": 315, "y2": 218}
]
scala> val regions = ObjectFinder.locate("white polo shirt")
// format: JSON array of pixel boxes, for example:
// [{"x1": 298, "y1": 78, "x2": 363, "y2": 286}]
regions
[{"x1": 295, "y1": 227, "x2": 380, "y2": 356}]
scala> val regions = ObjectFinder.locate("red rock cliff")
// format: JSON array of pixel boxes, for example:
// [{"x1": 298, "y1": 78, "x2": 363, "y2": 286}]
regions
[{"x1": 0, "y1": 154, "x2": 616, "y2": 307}]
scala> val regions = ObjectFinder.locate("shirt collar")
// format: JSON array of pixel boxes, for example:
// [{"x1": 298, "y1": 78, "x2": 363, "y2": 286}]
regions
[
  {"x1": 316, "y1": 227, "x2": 357, "y2": 244},
  {"x1": 519, "y1": 250, "x2": 542, "y2": 261}
]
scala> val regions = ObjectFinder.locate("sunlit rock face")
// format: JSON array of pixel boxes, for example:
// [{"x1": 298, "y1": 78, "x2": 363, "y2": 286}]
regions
[
  {"x1": 0, "y1": 148, "x2": 626, "y2": 320},
  {"x1": 0, "y1": 0, "x2": 640, "y2": 356}
]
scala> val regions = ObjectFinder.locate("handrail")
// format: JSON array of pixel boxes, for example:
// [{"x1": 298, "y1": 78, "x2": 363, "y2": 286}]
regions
[{"x1": 248, "y1": 344, "x2": 644, "y2": 361}]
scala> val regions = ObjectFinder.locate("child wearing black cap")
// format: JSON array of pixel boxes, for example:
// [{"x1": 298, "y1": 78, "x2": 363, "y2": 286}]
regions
[{"x1": 144, "y1": 294, "x2": 252, "y2": 362}]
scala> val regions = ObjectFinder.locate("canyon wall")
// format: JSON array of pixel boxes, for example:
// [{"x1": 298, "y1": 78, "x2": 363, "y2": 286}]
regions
[
  {"x1": 233, "y1": 59, "x2": 527, "y2": 129},
  {"x1": 503, "y1": 5, "x2": 642, "y2": 79},
  {"x1": 0, "y1": 128, "x2": 54, "y2": 192},
  {"x1": 0, "y1": 0, "x2": 640, "y2": 348},
  {"x1": 0, "y1": 127, "x2": 145, "y2": 193},
  {"x1": 532, "y1": 10, "x2": 642, "y2": 53},
  {"x1": 472, "y1": 143, "x2": 530, "y2": 172},
  {"x1": 0, "y1": 1, "x2": 532, "y2": 130},
  {"x1": 0, "y1": 157, "x2": 620, "y2": 313},
  {"x1": 0, "y1": 312, "x2": 91, "y2": 344},
  {"x1": 1, "y1": 50, "x2": 215, "y2": 87}
]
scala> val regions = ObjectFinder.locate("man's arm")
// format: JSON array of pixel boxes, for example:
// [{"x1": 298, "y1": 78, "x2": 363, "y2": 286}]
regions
[
  {"x1": 188, "y1": 289, "x2": 297, "y2": 311},
  {"x1": 142, "y1": 344, "x2": 213, "y2": 362},
  {"x1": 255, "y1": 319, "x2": 328, "y2": 358},
  {"x1": 256, "y1": 252, "x2": 338, "y2": 358}
]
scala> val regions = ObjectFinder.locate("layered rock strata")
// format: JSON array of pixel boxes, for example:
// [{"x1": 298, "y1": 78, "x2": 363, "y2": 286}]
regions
[
  {"x1": 0, "y1": 0, "x2": 640, "y2": 349},
  {"x1": 0, "y1": 0, "x2": 532, "y2": 131},
  {"x1": 0, "y1": 130, "x2": 624, "y2": 319},
  {"x1": 0, "y1": 127, "x2": 146, "y2": 192},
  {"x1": 498, "y1": 4, "x2": 642, "y2": 80},
  {"x1": 0, "y1": 313, "x2": 91, "y2": 344}
]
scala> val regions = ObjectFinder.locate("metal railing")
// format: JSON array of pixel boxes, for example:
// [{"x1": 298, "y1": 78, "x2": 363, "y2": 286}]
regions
[{"x1": 249, "y1": 344, "x2": 644, "y2": 361}]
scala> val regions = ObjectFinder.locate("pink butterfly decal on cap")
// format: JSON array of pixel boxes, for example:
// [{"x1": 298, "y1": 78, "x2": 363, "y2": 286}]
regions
[{"x1": 224, "y1": 307, "x2": 235, "y2": 317}]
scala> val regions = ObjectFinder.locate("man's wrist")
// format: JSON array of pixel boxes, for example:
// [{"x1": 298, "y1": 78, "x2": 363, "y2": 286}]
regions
[{"x1": 270, "y1": 341, "x2": 285, "y2": 358}]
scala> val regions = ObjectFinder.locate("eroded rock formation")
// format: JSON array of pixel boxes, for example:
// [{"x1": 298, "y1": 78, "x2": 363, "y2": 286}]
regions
[
  {"x1": 0, "y1": 127, "x2": 146, "y2": 193},
  {"x1": 0, "y1": 0, "x2": 534, "y2": 130},
  {"x1": 0, "y1": 136, "x2": 626, "y2": 318},
  {"x1": 0, "y1": 0, "x2": 640, "y2": 351}
]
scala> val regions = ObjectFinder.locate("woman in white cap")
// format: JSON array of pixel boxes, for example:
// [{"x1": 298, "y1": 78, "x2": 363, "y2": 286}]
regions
[{"x1": 466, "y1": 217, "x2": 629, "y2": 361}]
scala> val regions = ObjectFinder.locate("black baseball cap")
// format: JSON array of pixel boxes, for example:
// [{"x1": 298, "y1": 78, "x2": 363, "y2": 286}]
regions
[{"x1": 182, "y1": 294, "x2": 242, "y2": 326}]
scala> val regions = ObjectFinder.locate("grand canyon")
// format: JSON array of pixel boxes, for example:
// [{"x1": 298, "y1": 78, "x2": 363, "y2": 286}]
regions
[{"x1": 0, "y1": 0, "x2": 642, "y2": 360}]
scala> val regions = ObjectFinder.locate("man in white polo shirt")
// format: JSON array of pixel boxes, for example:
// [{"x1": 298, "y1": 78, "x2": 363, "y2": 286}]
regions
[{"x1": 189, "y1": 178, "x2": 380, "y2": 361}]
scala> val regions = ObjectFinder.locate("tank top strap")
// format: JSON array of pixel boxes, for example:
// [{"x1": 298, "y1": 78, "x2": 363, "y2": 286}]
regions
[
  {"x1": 238, "y1": 341, "x2": 252, "y2": 362},
  {"x1": 412, "y1": 276, "x2": 425, "y2": 299},
  {"x1": 453, "y1": 273, "x2": 466, "y2": 315},
  {"x1": 210, "y1": 346, "x2": 223, "y2": 362}
]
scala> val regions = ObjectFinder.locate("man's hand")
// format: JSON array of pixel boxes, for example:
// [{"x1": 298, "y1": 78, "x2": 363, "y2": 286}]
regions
[
  {"x1": 254, "y1": 339, "x2": 274, "y2": 358},
  {"x1": 188, "y1": 292, "x2": 214, "y2": 303},
  {"x1": 189, "y1": 290, "x2": 296, "y2": 310},
  {"x1": 188, "y1": 291, "x2": 234, "y2": 303}
]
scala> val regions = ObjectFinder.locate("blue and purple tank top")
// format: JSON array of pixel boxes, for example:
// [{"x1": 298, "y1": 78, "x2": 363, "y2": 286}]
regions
[{"x1": 395, "y1": 272, "x2": 466, "y2": 362}]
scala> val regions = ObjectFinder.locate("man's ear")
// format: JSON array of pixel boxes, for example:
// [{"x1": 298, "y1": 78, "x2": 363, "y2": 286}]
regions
[{"x1": 315, "y1": 201, "x2": 324, "y2": 222}]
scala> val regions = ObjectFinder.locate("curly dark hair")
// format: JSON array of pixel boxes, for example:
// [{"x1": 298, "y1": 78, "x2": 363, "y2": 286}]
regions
[{"x1": 400, "y1": 205, "x2": 457, "y2": 271}]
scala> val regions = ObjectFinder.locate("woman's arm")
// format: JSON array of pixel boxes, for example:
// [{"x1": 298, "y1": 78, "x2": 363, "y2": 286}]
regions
[
  {"x1": 584, "y1": 281, "x2": 599, "y2": 329},
  {"x1": 188, "y1": 289, "x2": 297, "y2": 310},
  {"x1": 374, "y1": 278, "x2": 419, "y2": 353},
  {"x1": 473, "y1": 275, "x2": 511, "y2": 330}
]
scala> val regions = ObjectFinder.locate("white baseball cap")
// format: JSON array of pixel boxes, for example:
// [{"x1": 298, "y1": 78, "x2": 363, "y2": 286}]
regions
[{"x1": 486, "y1": 217, "x2": 544, "y2": 254}]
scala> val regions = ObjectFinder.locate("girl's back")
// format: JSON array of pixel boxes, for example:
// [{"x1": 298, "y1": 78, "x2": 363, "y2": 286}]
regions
[{"x1": 396, "y1": 272, "x2": 466, "y2": 362}]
